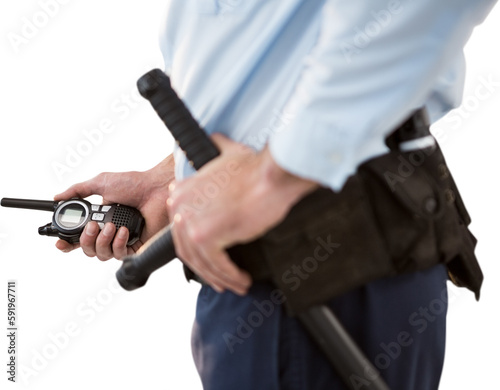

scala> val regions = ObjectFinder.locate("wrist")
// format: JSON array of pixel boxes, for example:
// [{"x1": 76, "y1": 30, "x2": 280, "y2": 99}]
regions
[
  {"x1": 144, "y1": 154, "x2": 176, "y2": 192},
  {"x1": 258, "y1": 147, "x2": 318, "y2": 208}
]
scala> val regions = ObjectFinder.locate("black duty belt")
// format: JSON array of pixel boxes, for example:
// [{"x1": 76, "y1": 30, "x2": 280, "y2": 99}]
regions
[{"x1": 185, "y1": 108, "x2": 483, "y2": 315}]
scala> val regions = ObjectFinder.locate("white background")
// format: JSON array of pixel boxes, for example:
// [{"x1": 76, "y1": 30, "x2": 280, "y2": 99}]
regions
[{"x1": 0, "y1": 1, "x2": 499, "y2": 389}]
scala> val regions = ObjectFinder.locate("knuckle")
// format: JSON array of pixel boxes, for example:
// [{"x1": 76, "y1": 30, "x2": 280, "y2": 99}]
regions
[
  {"x1": 96, "y1": 172, "x2": 109, "y2": 181},
  {"x1": 96, "y1": 232, "x2": 113, "y2": 247},
  {"x1": 95, "y1": 245, "x2": 113, "y2": 261},
  {"x1": 189, "y1": 227, "x2": 206, "y2": 246},
  {"x1": 167, "y1": 193, "x2": 181, "y2": 211},
  {"x1": 166, "y1": 198, "x2": 176, "y2": 213},
  {"x1": 79, "y1": 234, "x2": 92, "y2": 247}
]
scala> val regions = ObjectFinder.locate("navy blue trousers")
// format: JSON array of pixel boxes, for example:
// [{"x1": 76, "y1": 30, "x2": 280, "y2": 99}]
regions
[{"x1": 192, "y1": 265, "x2": 448, "y2": 390}]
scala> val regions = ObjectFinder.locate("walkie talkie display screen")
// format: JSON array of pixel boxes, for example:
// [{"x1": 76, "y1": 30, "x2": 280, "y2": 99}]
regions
[{"x1": 59, "y1": 207, "x2": 85, "y2": 228}]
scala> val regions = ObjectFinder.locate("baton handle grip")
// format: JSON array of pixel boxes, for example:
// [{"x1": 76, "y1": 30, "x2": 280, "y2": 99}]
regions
[{"x1": 136, "y1": 69, "x2": 220, "y2": 170}]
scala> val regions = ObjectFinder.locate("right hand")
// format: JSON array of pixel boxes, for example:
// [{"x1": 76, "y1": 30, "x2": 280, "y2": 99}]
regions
[{"x1": 54, "y1": 155, "x2": 175, "y2": 261}]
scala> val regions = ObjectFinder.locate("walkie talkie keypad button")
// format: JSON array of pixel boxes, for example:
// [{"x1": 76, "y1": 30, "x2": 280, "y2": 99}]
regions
[
  {"x1": 92, "y1": 213, "x2": 105, "y2": 221},
  {"x1": 91, "y1": 205, "x2": 100, "y2": 212},
  {"x1": 101, "y1": 206, "x2": 112, "y2": 212}
]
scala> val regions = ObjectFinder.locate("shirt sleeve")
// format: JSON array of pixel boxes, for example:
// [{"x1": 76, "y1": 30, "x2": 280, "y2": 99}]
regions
[{"x1": 268, "y1": 0, "x2": 496, "y2": 191}]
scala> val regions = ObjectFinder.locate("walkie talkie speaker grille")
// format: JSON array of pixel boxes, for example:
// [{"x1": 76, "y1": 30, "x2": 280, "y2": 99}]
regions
[{"x1": 112, "y1": 207, "x2": 133, "y2": 228}]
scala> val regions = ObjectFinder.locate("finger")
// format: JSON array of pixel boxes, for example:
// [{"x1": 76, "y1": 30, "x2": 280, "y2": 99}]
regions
[
  {"x1": 79, "y1": 221, "x2": 100, "y2": 258},
  {"x1": 211, "y1": 133, "x2": 255, "y2": 164},
  {"x1": 95, "y1": 223, "x2": 116, "y2": 261},
  {"x1": 197, "y1": 245, "x2": 252, "y2": 296},
  {"x1": 55, "y1": 240, "x2": 80, "y2": 253},
  {"x1": 173, "y1": 216, "x2": 251, "y2": 295},
  {"x1": 210, "y1": 133, "x2": 235, "y2": 150},
  {"x1": 171, "y1": 218, "x2": 226, "y2": 293},
  {"x1": 54, "y1": 183, "x2": 92, "y2": 201},
  {"x1": 112, "y1": 226, "x2": 129, "y2": 260}
]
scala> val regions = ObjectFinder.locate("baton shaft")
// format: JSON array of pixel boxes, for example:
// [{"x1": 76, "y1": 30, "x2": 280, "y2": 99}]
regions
[
  {"x1": 116, "y1": 68, "x2": 390, "y2": 390},
  {"x1": 299, "y1": 305, "x2": 390, "y2": 390}
]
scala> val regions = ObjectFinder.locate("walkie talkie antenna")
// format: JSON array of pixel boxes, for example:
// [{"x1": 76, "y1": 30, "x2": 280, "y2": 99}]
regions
[{"x1": 1, "y1": 198, "x2": 58, "y2": 212}]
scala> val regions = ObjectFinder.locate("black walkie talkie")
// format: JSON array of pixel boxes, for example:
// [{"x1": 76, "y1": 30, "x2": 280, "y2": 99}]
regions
[{"x1": 1, "y1": 197, "x2": 144, "y2": 245}]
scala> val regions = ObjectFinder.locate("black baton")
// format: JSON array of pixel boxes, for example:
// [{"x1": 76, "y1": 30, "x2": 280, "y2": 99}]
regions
[
  {"x1": 116, "y1": 69, "x2": 219, "y2": 291},
  {"x1": 116, "y1": 69, "x2": 390, "y2": 390}
]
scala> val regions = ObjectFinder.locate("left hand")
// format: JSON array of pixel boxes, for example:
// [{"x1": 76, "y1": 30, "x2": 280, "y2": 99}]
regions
[
  {"x1": 167, "y1": 134, "x2": 318, "y2": 295},
  {"x1": 54, "y1": 155, "x2": 176, "y2": 260}
]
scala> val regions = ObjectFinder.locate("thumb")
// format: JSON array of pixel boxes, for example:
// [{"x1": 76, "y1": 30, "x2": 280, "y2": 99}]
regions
[
  {"x1": 210, "y1": 133, "x2": 236, "y2": 151},
  {"x1": 210, "y1": 133, "x2": 254, "y2": 160},
  {"x1": 54, "y1": 173, "x2": 106, "y2": 201}
]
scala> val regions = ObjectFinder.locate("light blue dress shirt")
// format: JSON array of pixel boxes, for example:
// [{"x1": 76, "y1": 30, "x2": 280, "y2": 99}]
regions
[{"x1": 159, "y1": 0, "x2": 496, "y2": 191}]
